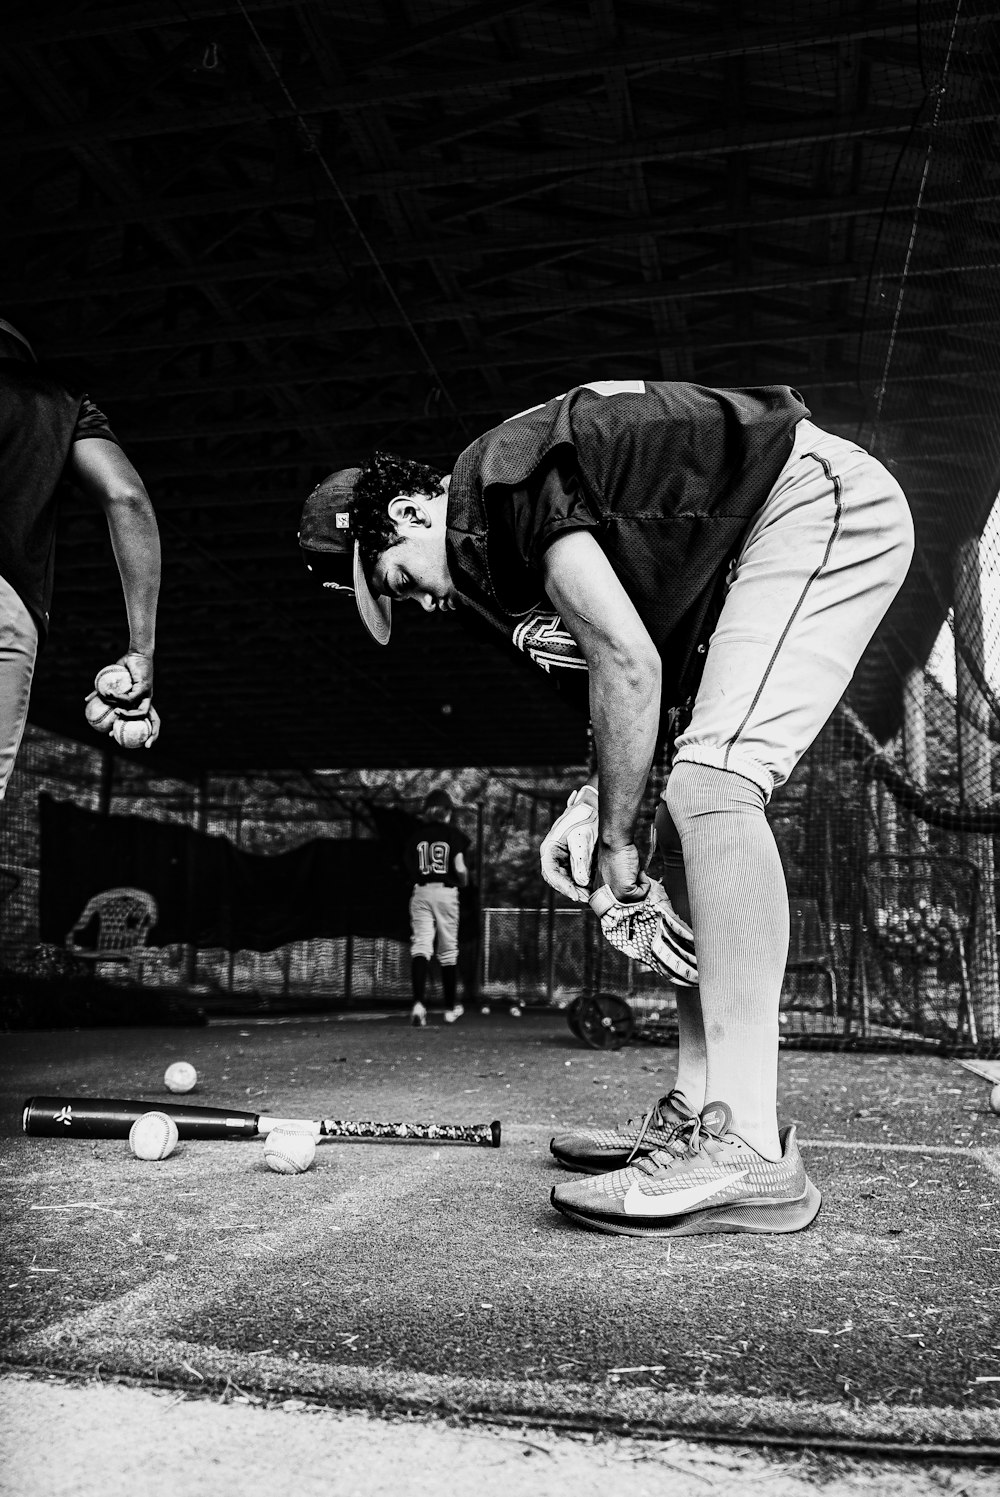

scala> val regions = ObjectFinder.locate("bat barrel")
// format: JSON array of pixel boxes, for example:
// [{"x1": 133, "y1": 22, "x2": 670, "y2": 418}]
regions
[{"x1": 21, "y1": 1096, "x2": 259, "y2": 1139}]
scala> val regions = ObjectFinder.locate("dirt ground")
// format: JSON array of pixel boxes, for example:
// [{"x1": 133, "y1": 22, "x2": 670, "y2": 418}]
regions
[
  {"x1": 2, "y1": 1012, "x2": 999, "y2": 1485},
  {"x1": 1, "y1": 1372, "x2": 997, "y2": 1497}
]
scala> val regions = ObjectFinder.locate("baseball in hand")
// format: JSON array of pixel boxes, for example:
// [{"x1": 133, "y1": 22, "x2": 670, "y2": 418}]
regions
[
  {"x1": 84, "y1": 690, "x2": 119, "y2": 735},
  {"x1": 113, "y1": 713, "x2": 156, "y2": 749},
  {"x1": 164, "y1": 1061, "x2": 198, "y2": 1093},
  {"x1": 94, "y1": 662, "x2": 135, "y2": 701},
  {"x1": 263, "y1": 1127, "x2": 316, "y2": 1174},
  {"x1": 129, "y1": 1111, "x2": 179, "y2": 1160}
]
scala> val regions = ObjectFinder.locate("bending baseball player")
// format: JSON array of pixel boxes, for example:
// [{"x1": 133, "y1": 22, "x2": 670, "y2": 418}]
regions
[{"x1": 300, "y1": 379, "x2": 912, "y2": 1238}]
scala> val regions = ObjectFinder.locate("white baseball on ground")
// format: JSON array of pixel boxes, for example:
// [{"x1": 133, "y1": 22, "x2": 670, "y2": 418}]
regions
[
  {"x1": 263, "y1": 1127, "x2": 316, "y2": 1175},
  {"x1": 989, "y1": 1083, "x2": 1000, "y2": 1116},
  {"x1": 164, "y1": 1061, "x2": 198, "y2": 1093},
  {"x1": 129, "y1": 1111, "x2": 179, "y2": 1161},
  {"x1": 94, "y1": 662, "x2": 134, "y2": 700}
]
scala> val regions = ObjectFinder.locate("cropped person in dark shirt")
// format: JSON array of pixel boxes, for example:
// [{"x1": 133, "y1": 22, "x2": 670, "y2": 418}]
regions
[
  {"x1": 402, "y1": 789, "x2": 469, "y2": 1027},
  {"x1": 299, "y1": 379, "x2": 913, "y2": 1239},
  {"x1": 0, "y1": 319, "x2": 162, "y2": 797}
]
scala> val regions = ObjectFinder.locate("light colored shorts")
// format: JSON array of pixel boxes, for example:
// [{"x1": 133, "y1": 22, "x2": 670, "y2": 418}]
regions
[
  {"x1": 672, "y1": 419, "x2": 914, "y2": 800},
  {"x1": 409, "y1": 882, "x2": 460, "y2": 965},
  {"x1": 0, "y1": 573, "x2": 38, "y2": 801}
]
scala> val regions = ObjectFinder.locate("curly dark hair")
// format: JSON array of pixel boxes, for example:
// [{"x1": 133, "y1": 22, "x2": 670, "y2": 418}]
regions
[{"x1": 351, "y1": 451, "x2": 446, "y2": 573}]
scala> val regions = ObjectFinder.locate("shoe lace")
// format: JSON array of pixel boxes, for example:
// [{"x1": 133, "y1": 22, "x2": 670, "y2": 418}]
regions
[
  {"x1": 624, "y1": 1089, "x2": 693, "y2": 1165},
  {"x1": 632, "y1": 1100, "x2": 733, "y2": 1174}
]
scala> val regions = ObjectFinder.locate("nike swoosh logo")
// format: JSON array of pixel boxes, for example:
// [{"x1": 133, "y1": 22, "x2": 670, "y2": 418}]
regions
[{"x1": 623, "y1": 1167, "x2": 750, "y2": 1218}]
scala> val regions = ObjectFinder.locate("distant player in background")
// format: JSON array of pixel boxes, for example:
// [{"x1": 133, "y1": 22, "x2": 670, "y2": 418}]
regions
[
  {"x1": 403, "y1": 789, "x2": 470, "y2": 1026},
  {"x1": 0, "y1": 317, "x2": 162, "y2": 799}
]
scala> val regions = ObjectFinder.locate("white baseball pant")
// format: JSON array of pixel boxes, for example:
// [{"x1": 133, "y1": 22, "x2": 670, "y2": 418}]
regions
[
  {"x1": 672, "y1": 418, "x2": 914, "y2": 798},
  {"x1": 0, "y1": 573, "x2": 38, "y2": 801},
  {"x1": 409, "y1": 883, "x2": 460, "y2": 966}
]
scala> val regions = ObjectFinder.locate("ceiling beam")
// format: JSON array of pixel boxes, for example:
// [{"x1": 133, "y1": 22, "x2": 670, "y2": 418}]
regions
[
  {"x1": 13, "y1": 185, "x2": 996, "y2": 291},
  {"x1": 36, "y1": 257, "x2": 1000, "y2": 359},
  {"x1": 73, "y1": 310, "x2": 999, "y2": 402},
  {"x1": 3, "y1": 90, "x2": 958, "y2": 184},
  {"x1": 7, "y1": 3, "x2": 987, "y2": 142},
  {"x1": 7, "y1": 0, "x2": 539, "y2": 53}
]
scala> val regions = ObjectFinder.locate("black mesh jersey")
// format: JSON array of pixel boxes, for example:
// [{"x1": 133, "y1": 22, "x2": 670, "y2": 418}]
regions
[
  {"x1": 0, "y1": 359, "x2": 120, "y2": 634},
  {"x1": 446, "y1": 379, "x2": 808, "y2": 710},
  {"x1": 403, "y1": 821, "x2": 470, "y2": 887}
]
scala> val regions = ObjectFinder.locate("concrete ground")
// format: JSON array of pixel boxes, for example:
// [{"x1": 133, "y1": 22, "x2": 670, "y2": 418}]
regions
[
  {"x1": 1, "y1": 1011, "x2": 999, "y2": 1488},
  {"x1": 2, "y1": 1373, "x2": 999, "y2": 1497}
]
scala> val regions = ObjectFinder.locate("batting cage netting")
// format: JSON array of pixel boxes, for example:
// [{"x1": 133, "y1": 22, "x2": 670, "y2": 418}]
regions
[{"x1": 1, "y1": 5, "x2": 999, "y2": 1055}]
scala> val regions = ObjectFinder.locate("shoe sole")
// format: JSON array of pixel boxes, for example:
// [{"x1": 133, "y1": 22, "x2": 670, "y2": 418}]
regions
[
  {"x1": 549, "y1": 1137, "x2": 686, "y2": 1175},
  {"x1": 549, "y1": 1140, "x2": 656, "y2": 1175},
  {"x1": 549, "y1": 1179, "x2": 822, "y2": 1237}
]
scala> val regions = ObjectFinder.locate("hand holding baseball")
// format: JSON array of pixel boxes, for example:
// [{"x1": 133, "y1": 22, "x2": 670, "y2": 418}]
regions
[
  {"x1": 94, "y1": 653, "x2": 153, "y2": 706},
  {"x1": 112, "y1": 701, "x2": 161, "y2": 750},
  {"x1": 85, "y1": 654, "x2": 160, "y2": 747}
]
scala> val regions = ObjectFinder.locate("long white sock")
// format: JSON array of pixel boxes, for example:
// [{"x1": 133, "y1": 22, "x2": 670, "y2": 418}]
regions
[
  {"x1": 665, "y1": 762, "x2": 787, "y2": 1160},
  {"x1": 672, "y1": 988, "x2": 707, "y2": 1117}
]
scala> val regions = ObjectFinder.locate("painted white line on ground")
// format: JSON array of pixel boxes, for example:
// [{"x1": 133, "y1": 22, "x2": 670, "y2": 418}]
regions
[
  {"x1": 801, "y1": 1139, "x2": 984, "y2": 1157},
  {"x1": 208, "y1": 1013, "x2": 398, "y2": 1027},
  {"x1": 974, "y1": 1147, "x2": 1000, "y2": 1183}
]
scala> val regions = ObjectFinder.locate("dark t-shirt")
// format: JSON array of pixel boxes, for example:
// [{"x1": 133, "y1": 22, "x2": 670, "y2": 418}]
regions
[
  {"x1": 403, "y1": 820, "x2": 470, "y2": 887},
  {"x1": 0, "y1": 359, "x2": 120, "y2": 634},
  {"x1": 446, "y1": 380, "x2": 808, "y2": 710}
]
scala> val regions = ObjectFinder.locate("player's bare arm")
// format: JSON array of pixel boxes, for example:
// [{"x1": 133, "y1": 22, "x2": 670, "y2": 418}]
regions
[
  {"x1": 542, "y1": 529, "x2": 661, "y2": 902},
  {"x1": 69, "y1": 438, "x2": 162, "y2": 702}
]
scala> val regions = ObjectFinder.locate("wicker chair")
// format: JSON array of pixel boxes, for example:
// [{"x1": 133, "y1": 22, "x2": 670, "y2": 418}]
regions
[{"x1": 65, "y1": 886, "x2": 158, "y2": 978}]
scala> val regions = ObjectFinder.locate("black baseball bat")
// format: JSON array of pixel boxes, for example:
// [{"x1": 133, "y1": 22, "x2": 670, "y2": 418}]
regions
[{"x1": 21, "y1": 1096, "x2": 502, "y2": 1148}]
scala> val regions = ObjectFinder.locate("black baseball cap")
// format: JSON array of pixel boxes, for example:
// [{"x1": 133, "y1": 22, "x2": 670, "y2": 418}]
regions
[{"x1": 298, "y1": 467, "x2": 392, "y2": 646}]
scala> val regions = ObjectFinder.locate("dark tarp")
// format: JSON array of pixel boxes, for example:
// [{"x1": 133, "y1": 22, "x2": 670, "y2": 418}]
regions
[{"x1": 38, "y1": 795, "x2": 429, "y2": 951}]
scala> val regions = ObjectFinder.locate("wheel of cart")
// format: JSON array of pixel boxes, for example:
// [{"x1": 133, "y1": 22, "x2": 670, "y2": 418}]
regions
[
  {"x1": 574, "y1": 992, "x2": 635, "y2": 1049},
  {"x1": 564, "y1": 994, "x2": 586, "y2": 1040}
]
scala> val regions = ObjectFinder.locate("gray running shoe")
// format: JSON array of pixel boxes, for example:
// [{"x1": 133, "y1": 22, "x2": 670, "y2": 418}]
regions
[
  {"x1": 551, "y1": 1102, "x2": 822, "y2": 1238},
  {"x1": 549, "y1": 1089, "x2": 694, "y2": 1174}
]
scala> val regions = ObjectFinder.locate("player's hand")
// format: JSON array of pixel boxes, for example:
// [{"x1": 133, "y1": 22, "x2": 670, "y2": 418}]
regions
[
  {"x1": 116, "y1": 651, "x2": 154, "y2": 704},
  {"x1": 540, "y1": 785, "x2": 598, "y2": 902},
  {"x1": 598, "y1": 843, "x2": 649, "y2": 905}
]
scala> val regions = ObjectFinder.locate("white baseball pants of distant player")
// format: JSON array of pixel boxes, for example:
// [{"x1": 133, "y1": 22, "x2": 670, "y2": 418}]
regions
[{"x1": 409, "y1": 883, "x2": 460, "y2": 966}]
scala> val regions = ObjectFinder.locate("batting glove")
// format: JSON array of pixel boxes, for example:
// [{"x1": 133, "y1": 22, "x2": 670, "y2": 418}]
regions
[
  {"x1": 590, "y1": 876, "x2": 698, "y2": 987},
  {"x1": 540, "y1": 784, "x2": 599, "y2": 903}
]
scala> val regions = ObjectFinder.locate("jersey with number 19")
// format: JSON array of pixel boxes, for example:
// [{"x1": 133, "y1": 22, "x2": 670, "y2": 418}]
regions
[{"x1": 403, "y1": 819, "x2": 470, "y2": 887}]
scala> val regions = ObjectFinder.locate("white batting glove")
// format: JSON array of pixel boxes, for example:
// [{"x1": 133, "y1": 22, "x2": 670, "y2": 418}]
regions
[
  {"x1": 540, "y1": 784, "x2": 599, "y2": 903},
  {"x1": 590, "y1": 877, "x2": 699, "y2": 987}
]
